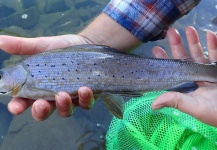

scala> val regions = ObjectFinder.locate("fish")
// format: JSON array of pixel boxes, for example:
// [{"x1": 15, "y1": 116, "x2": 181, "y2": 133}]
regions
[{"x1": 0, "y1": 44, "x2": 217, "y2": 119}]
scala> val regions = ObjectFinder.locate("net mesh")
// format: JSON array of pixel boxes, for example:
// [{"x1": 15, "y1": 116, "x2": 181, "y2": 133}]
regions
[{"x1": 106, "y1": 91, "x2": 217, "y2": 150}]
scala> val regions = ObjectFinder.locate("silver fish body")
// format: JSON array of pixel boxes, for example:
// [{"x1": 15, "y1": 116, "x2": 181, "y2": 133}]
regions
[{"x1": 1, "y1": 44, "x2": 217, "y2": 101}]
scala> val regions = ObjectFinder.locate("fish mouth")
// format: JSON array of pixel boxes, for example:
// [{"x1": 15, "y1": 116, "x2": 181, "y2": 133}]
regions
[
  {"x1": 0, "y1": 84, "x2": 23, "y2": 96},
  {"x1": 0, "y1": 90, "x2": 12, "y2": 95}
]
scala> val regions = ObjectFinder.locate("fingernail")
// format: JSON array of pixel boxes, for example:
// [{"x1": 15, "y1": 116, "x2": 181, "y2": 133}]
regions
[
  {"x1": 88, "y1": 97, "x2": 95, "y2": 108},
  {"x1": 35, "y1": 103, "x2": 47, "y2": 114},
  {"x1": 58, "y1": 97, "x2": 68, "y2": 108},
  {"x1": 80, "y1": 89, "x2": 88, "y2": 99},
  {"x1": 152, "y1": 104, "x2": 163, "y2": 110},
  {"x1": 155, "y1": 52, "x2": 163, "y2": 58}
]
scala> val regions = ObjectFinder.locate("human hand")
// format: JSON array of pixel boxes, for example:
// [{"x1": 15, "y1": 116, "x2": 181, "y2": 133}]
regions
[
  {"x1": 0, "y1": 34, "x2": 95, "y2": 121},
  {"x1": 152, "y1": 26, "x2": 217, "y2": 127}
]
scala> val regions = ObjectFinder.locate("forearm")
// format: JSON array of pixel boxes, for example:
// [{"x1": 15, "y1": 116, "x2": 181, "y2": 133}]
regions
[
  {"x1": 79, "y1": 0, "x2": 201, "y2": 52},
  {"x1": 79, "y1": 13, "x2": 141, "y2": 52}
]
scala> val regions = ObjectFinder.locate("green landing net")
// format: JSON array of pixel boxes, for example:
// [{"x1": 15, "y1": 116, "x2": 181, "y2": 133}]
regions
[{"x1": 106, "y1": 91, "x2": 217, "y2": 150}]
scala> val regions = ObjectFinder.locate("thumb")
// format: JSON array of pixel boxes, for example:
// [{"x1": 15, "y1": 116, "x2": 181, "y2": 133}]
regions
[
  {"x1": 0, "y1": 35, "x2": 85, "y2": 55},
  {"x1": 152, "y1": 92, "x2": 199, "y2": 117}
]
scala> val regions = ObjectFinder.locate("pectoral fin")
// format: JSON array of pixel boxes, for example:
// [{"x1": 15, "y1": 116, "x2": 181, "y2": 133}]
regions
[
  {"x1": 100, "y1": 93, "x2": 125, "y2": 119},
  {"x1": 22, "y1": 86, "x2": 57, "y2": 100},
  {"x1": 166, "y1": 82, "x2": 198, "y2": 93}
]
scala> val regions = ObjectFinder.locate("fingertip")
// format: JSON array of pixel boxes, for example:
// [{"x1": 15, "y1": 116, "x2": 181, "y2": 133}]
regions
[
  {"x1": 31, "y1": 99, "x2": 52, "y2": 121},
  {"x1": 152, "y1": 92, "x2": 181, "y2": 110},
  {"x1": 206, "y1": 30, "x2": 217, "y2": 45},
  {"x1": 55, "y1": 92, "x2": 71, "y2": 103},
  {"x1": 167, "y1": 27, "x2": 180, "y2": 42},
  {"x1": 206, "y1": 30, "x2": 215, "y2": 37},
  {"x1": 8, "y1": 97, "x2": 33, "y2": 115},
  {"x1": 151, "y1": 93, "x2": 171, "y2": 110},
  {"x1": 8, "y1": 101, "x2": 24, "y2": 115},
  {"x1": 167, "y1": 27, "x2": 177, "y2": 34},
  {"x1": 151, "y1": 102, "x2": 164, "y2": 110},
  {"x1": 78, "y1": 86, "x2": 95, "y2": 109},
  {"x1": 56, "y1": 92, "x2": 74, "y2": 117},
  {"x1": 186, "y1": 26, "x2": 199, "y2": 43},
  {"x1": 152, "y1": 46, "x2": 169, "y2": 58},
  {"x1": 185, "y1": 26, "x2": 196, "y2": 33}
]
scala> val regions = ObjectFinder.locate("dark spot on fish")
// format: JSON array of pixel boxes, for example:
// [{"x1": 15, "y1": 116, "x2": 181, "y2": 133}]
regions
[
  {"x1": 141, "y1": 71, "x2": 143, "y2": 73},
  {"x1": 125, "y1": 63, "x2": 128, "y2": 65},
  {"x1": 38, "y1": 71, "x2": 41, "y2": 73},
  {"x1": 102, "y1": 61, "x2": 104, "y2": 63},
  {"x1": 98, "y1": 75, "x2": 100, "y2": 77},
  {"x1": 68, "y1": 69, "x2": 70, "y2": 72},
  {"x1": 135, "y1": 70, "x2": 138, "y2": 73},
  {"x1": 71, "y1": 61, "x2": 74, "y2": 63},
  {"x1": 45, "y1": 64, "x2": 47, "y2": 66},
  {"x1": 62, "y1": 78, "x2": 65, "y2": 80},
  {"x1": 31, "y1": 74, "x2": 34, "y2": 77},
  {"x1": 45, "y1": 75, "x2": 47, "y2": 78},
  {"x1": 76, "y1": 69, "x2": 78, "y2": 72},
  {"x1": 67, "y1": 56, "x2": 69, "y2": 58},
  {"x1": 112, "y1": 75, "x2": 115, "y2": 78},
  {"x1": 57, "y1": 72, "x2": 60, "y2": 75},
  {"x1": 53, "y1": 78, "x2": 55, "y2": 80},
  {"x1": 138, "y1": 77, "x2": 140, "y2": 79},
  {"x1": 131, "y1": 72, "x2": 134, "y2": 74},
  {"x1": 77, "y1": 77, "x2": 79, "y2": 80},
  {"x1": 88, "y1": 77, "x2": 90, "y2": 79},
  {"x1": 36, "y1": 64, "x2": 39, "y2": 66},
  {"x1": 122, "y1": 76, "x2": 125, "y2": 78},
  {"x1": 26, "y1": 64, "x2": 30, "y2": 67},
  {"x1": 77, "y1": 63, "x2": 80, "y2": 65},
  {"x1": 51, "y1": 65, "x2": 55, "y2": 67},
  {"x1": 62, "y1": 63, "x2": 66, "y2": 66},
  {"x1": 94, "y1": 63, "x2": 97, "y2": 65}
]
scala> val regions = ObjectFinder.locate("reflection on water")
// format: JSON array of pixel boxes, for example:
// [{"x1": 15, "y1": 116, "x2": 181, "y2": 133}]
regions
[
  {"x1": 0, "y1": 0, "x2": 217, "y2": 149},
  {"x1": 0, "y1": 101, "x2": 13, "y2": 145},
  {"x1": 0, "y1": 0, "x2": 108, "y2": 37}
]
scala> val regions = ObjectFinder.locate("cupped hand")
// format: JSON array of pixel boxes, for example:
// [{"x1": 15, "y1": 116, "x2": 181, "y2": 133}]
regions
[
  {"x1": 152, "y1": 26, "x2": 217, "y2": 127},
  {"x1": 0, "y1": 34, "x2": 95, "y2": 121}
]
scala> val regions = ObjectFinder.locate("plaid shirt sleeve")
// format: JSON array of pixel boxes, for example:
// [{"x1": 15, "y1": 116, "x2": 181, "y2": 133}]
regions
[{"x1": 103, "y1": 0, "x2": 201, "y2": 42}]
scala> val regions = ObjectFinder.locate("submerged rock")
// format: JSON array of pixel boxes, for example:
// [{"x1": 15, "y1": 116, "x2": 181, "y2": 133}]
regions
[
  {"x1": 0, "y1": 7, "x2": 40, "y2": 29},
  {"x1": 44, "y1": 0, "x2": 70, "y2": 14},
  {"x1": 21, "y1": 0, "x2": 37, "y2": 9},
  {"x1": 0, "y1": 4, "x2": 15, "y2": 18},
  {"x1": 0, "y1": 0, "x2": 22, "y2": 12},
  {"x1": 0, "y1": 26, "x2": 32, "y2": 37},
  {"x1": 49, "y1": 10, "x2": 82, "y2": 34},
  {"x1": 74, "y1": 0, "x2": 100, "y2": 9}
]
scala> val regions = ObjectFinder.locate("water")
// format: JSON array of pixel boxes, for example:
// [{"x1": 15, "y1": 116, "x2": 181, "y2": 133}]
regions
[{"x1": 0, "y1": 0, "x2": 216, "y2": 149}]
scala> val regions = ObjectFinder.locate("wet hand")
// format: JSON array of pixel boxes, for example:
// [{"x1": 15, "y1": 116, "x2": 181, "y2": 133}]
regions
[
  {"x1": 152, "y1": 26, "x2": 217, "y2": 127},
  {"x1": 0, "y1": 35, "x2": 95, "y2": 121}
]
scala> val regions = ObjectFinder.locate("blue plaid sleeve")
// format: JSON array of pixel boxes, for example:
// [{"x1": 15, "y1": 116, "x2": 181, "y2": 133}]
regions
[{"x1": 103, "y1": 0, "x2": 201, "y2": 42}]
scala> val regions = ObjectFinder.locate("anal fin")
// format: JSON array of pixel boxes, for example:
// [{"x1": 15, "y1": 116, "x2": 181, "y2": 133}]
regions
[{"x1": 100, "y1": 93, "x2": 124, "y2": 119}]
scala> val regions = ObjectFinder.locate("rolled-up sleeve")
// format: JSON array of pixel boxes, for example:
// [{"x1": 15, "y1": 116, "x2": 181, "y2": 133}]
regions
[{"x1": 103, "y1": 0, "x2": 201, "y2": 42}]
